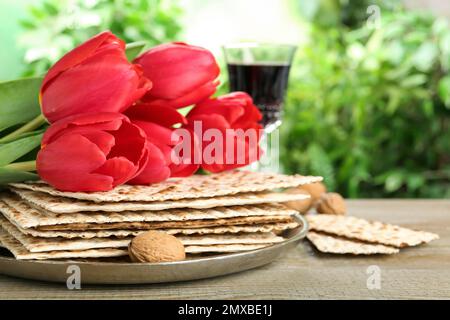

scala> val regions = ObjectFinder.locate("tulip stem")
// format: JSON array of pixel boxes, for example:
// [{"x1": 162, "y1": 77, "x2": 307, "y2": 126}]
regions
[
  {"x1": 4, "y1": 160, "x2": 37, "y2": 172},
  {"x1": 0, "y1": 114, "x2": 47, "y2": 143}
]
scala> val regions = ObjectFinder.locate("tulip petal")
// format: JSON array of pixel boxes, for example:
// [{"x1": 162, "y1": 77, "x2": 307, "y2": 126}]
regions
[
  {"x1": 188, "y1": 99, "x2": 245, "y2": 125},
  {"x1": 185, "y1": 108, "x2": 261, "y2": 173},
  {"x1": 126, "y1": 64, "x2": 153, "y2": 107},
  {"x1": 37, "y1": 134, "x2": 114, "y2": 191},
  {"x1": 135, "y1": 42, "x2": 220, "y2": 100},
  {"x1": 168, "y1": 129, "x2": 201, "y2": 177},
  {"x1": 128, "y1": 142, "x2": 171, "y2": 184},
  {"x1": 185, "y1": 114, "x2": 230, "y2": 173},
  {"x1": 224, "y1": 92, "x2": 263, "y2": 128},
  {"x1": 170, "y1": 162, "x2": 200, "y2": 177},
  {"x1": 126, "y1": 103, "x2": 187, "y2": 127},
  {"x1": 42, "y1": 31, "x2": 123, "y2": 90},
  {"x1": 42, "y1": 113, "x2": 125, "y2": 145},
  {"x1": 204, "y1": 132, "x2": 262, "y2": 173},
  {"x1": 79, "y1": 131, "x2": 116, "y2": 156},
  {"x1": 93, "y1": 156, "x2": 137, "y2": 186},
  {"x1": 132, "y1": 120, "x2": 178, "y2": 148},
  {"x1": 38, "y1": 113, "x2": 150, "y2": 191},
  {"x1": 132, "y1": 145, "x2": 150, "y2": 179},
  {"x1": 186, "y1": 114, "x2": 231, "y2": 132},
  {"x1": 143, "y1": 80, "x2": 219, "y2": 109},
  {"x1": 107, "y1": 120, "x2": 147, "y2": 165},
  {"x1": 42, "y1": 53, "x2": 150, "y2": 122},
  {"x1": 218, "y1": 91, "x2": 253, "y2": 103},
  {"x1": 151, "y1": 143, "x2": 172, "y2": 165},
  {"x1": 187, "y1": 95, "x2": 262, "y2": 131}
]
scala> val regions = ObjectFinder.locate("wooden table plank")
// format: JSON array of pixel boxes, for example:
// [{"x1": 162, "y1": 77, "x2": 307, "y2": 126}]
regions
[{"x1": 0, "y1": 199, "x2": 449, "y2": 299}]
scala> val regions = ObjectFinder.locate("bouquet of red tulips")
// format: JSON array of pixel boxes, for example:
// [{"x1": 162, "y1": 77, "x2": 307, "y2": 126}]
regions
[{"x1": 0, "y1": 31, "x2": 263, "y2": 192}]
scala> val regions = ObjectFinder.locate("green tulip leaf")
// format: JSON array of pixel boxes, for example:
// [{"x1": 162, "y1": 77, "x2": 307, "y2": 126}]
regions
[
  {"x1": 0, "y1": 127, "x2": 47, "y2": 145},
  {"x1": 10, "y1": 128, "x2": 46, "y2": 141},
  {"x1": 126, "y1": 42, "x2": 147, "y2": 61},
  {"x1": 0, "y1": 133, "x2": 43, "y2": 167},
  {"x1": 0, "y1": 168, "x2": 39, "y2": 185},
  {"x1": 0, "y1": 77, "x2": 43, "y2": 131}
]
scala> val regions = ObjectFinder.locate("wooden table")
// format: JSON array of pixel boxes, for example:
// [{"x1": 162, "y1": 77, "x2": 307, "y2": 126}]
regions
[{"x1": 0, "y1": 200, "x2": 449, "y2": 299}]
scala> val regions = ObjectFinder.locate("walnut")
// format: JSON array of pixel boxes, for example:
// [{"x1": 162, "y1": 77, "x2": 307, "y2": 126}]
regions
[
  {"x1": 129, "y1": 231, "x2": 186, "y2": 263},
  {"x1": 284, "y1": 182, "x2": 327, "y2": 213},
  {"x1": 284, "y1": 188, "x2": 313, "y2": 213},
  {"x1": 298, "y1": 182, "x2": 327, "y2": 203},
  {"x1": 316, "y1": 192, "x2": 346, "y2": 215}
]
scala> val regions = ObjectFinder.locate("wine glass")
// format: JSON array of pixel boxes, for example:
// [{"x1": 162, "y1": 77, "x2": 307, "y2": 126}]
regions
[
  {"x1": 223, "y1": 43, "x2": 296, "y2": 133},
  {"x1": 223, "y1": 43, "x2": 297, "y2": 171}
]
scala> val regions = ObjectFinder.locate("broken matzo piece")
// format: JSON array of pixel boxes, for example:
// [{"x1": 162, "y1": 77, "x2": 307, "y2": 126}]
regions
[
  {"x1": 307, "y1": 214, "x2": 439, "y2": 248},
  {"x1": 307, "y1": 231, "x2": 399, "y2": 255}
]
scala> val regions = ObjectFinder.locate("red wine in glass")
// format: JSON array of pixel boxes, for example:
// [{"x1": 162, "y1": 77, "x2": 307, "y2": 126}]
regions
[
  {"x1": 223, "y1": 43, "x2": 296, "y2": 132},
  {"x1": 227, "y1": 63, "x2": 291, "y2": 128}
]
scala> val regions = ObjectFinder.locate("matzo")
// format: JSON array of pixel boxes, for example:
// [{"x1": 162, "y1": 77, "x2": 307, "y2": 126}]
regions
[
  {"x1": 12, "y1": 221, "x2": 300, "y2": 239},
  {"x1": 0, "y1": 195, "x2": 296, "y2": 228},
  {"x1": 10, "y1": 171, "x2": 322, "y2": 202},
  {"x1": 0, "y1": 227, "x2": 128, "y2": 260},
  {"x1": 0, "y1": 216, "x2": 283, "y2": 252},
  {"x1": 185, "y1": 244, "x2": 268, "y2": 253},
  {"x1": 307, "y1": 231, "x2": 399, "y2": 255},
  {"x1": 35, "y1": 215, "x2": 294, "y2": 231},
  {"x1": 307, "y1": 214, "x2": 439, "y2": 248},
  {"x1": 11, "y1": 188, "x2": 310, "y2": 213},
  {"x1": 0, "y1": 228, "x2": 274, "y2": 260},
  {"x1": 178, "y1": 233, "x2": 284, "y2": 245},
  {"x1": 0, "y1": 215, "x2": 130, "y2": 252}
]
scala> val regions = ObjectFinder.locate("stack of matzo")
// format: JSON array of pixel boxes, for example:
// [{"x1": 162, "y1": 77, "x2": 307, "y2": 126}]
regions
[{"x1": 0, "y1": 170, "x2": 322, "y2": 260}]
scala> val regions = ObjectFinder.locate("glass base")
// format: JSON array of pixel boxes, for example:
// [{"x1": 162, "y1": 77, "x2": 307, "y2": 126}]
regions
[
  {"x1": 247, "y1": 125, "x2": 280, "y2": 173},
  {"x1": 264, "y1": 119, "x2": 282, "y2": 134}
]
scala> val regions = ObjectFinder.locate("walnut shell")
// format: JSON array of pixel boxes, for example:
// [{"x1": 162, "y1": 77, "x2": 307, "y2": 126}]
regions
[
  {"x1": 316, "y1": 192, "x2": 346, "y2": 215},
  {"x1": 129, "y1": 231, "x2": 186, "y2": 263},
  {"x1": 299, "y1": 182, "x2": 327, "y2": 203},
  {"x1": 284, "y1": 188, "x2": 312, "y2": 213}
]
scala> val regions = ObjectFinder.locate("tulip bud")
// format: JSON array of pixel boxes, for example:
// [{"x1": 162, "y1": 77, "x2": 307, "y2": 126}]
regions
[
  {"x1": 185, "y1": 92, "x2": 263, "y2": 173},
  {"x1": 37, "y1": 113, "x2": 149, "y2": 191},
  {"x1": 126, "y1": 103, "x2": 200, "y2": 182},
  {"x1": 134, "y1": 42, "x2": 220, "y2": 109},
  {"x1": 40, "y1": 31, "x2": 152, "y2": 123}
]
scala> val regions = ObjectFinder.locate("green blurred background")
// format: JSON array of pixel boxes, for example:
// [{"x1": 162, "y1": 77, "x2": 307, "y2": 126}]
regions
[{"x1": 1, "y1": 0, "x2": 449, "y2": 198}]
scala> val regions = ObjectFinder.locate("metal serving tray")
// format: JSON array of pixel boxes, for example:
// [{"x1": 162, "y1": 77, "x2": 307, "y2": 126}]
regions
[{"x1": 0, "y1": 215, "x2": 307, "y2": 284}]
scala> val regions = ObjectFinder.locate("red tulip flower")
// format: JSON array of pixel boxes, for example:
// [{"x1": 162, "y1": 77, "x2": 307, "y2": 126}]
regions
[
  {"x1": 134, "y1": 42, "x2": 220, "y2": 109},
  {"x1": 40, "y1": 31, "x2": 152, "y2": 123},
  {"x1": 125, "y1": 103, "x2": 200, "y2": 183},
  {"x1": 37, "y1": 113, "x2": 149, "y2": 192},
  {"x1": 185, "y1": 92, "x2": 263, "y2": 173}
]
